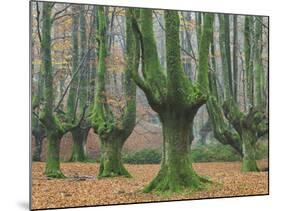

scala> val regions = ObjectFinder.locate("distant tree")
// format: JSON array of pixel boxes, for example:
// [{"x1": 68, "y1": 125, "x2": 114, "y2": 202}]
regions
[
  {"x1": 198, "y1": 118, "x2": 212, "y2": 145},
  {"x1": 131, "y1": 9, "x2": 214, "y2": 192}
]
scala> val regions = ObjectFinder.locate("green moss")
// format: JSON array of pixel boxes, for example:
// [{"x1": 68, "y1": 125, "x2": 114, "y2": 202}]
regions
[
  {"x1": 244, "y1": 16, "x2": 254, "y2": 106},
  {"x1": 87, "y1": 8, "x2": 141, "y2": 178},
  {"x1": 129, "y1": 10, "x2": 215, "y2": 193},
  {"x1": 98, "y1": 138, "x2": 131, "y2": 178},
  {"x1": 241, "y1": 128, "x2": 259, "y2": 172},
  {"x1": 197, "y1": 14, "x2": 214, "y2": 93},
  {"x1": 143, "y1": 112, "x2": 211, "y2": 193},
  {"x1": 44, "y1": 133, "x2": 66, "y2": 178},
  {"x1": 66, "y1": 5, "x2": 79, "y2": 121},
  {"x1": 241, "y1": 159, "x2": 259, "y2": 172}
]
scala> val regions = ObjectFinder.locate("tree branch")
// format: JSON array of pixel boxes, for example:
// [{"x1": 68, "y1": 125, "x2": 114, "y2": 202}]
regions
[
  {"x1": 51, "y1": 4, "x2": 72, "y2": 22},
  {"x1": 36, "y1": 2, "x2": 42, "y2": 43},
  {"x1": 54, "y1": 48, "x2": 93, "y2": 112}
]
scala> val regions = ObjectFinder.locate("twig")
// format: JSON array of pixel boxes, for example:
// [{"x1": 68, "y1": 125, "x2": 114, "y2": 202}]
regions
[
  {"x1": 52, "y1": 4, "x2": 71, "y2": 21},
  {"x1": 36, "y1": 2, "x2": 41, "y2": 43},
  {"x1": 54, "y1": 48, "x2": 93, "y2": 112}
]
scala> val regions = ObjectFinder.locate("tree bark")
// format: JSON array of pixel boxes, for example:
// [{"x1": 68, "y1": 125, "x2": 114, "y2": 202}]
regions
[
  {"x1": 241, "y1": 128, "x2": 259, "y2": 172},
  {"x1": 69, "y1": 127, "x2": 89, "y2": 162},
  {"x1": 44, "y1": 131, "x2": 65, "y2": 178},
  {"x1": 98, "y1": 138, "x2": 130, "y2": 177},
  {"x1": 88, "y1": 7, "x2": 139, "y2": 178},
  {"x1": 131, "y1": 10, "x2": 214, "y2": 192},
  {"x1": 144, "y1": 112, "x2": 208, "y2": 192}
]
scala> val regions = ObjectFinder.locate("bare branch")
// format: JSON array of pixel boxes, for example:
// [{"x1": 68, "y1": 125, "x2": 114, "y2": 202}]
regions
[
  {"x1": 54, "y1": 48, "x2": 93, "y2": 112},
  {"x1": 52, "y1": 4, "x2": 72, "y2": 22},
  {"x1": 256, "y1": 17, "x2": 269, "y2": 30},
  {"x1": 36, "y1": 2, "x2": 42, "y2": 43}
]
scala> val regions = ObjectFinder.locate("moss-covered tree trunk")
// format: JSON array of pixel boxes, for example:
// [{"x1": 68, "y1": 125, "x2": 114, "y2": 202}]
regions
[
  {"x1": 131, "y1": 10, "x2": 214, "y2": 192},
  {"x1": 207, "y1": 15, "x2": 268, "y2": 173},
  {"x1": 97, "y1": 135, "x2": 130, "y2": 177},
  {"x1": 145, "y1": 112, "x2": 206, "y2": 192},
  {"x1": 44, "y1": 130, "x2": 65, "y2": 178},
  {"x1": 69, "y1": 127, "x2": 89, "y2": 162},
  {"x1": 98, "y1": 137, "x2": 130, "y2": 177},
  {"x1": 240, "y1": 128, "x2": 259, "y2": 172},
  {"x1": 67, "y1": 5, "x2": 89, "y2": 162},
  {"x1": 40, "y1": 3, "x2": 65, "y2": 178},
  {"x1": 240, "y1": 16, "x2": 260, "y2": 172},
  {"x1": 39, "y1": 3, "x2": 76, "y2": 178}
]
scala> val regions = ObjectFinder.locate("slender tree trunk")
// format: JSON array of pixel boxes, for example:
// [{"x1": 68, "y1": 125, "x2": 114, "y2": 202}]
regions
[
  {"x1": 98, "y1": 137, "x2": 130, "y2": 177},
  {"x1": 69, "y1": 127, "x2": 89, "y2": 162},
  {"x1": 144, "y1": 112, "x2": 208, "y2": 192}
]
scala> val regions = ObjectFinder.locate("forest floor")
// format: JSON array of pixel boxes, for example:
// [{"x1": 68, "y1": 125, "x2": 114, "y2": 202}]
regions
[{"x1": 32, "y1": 160, "x2": 268, "y2": 210}]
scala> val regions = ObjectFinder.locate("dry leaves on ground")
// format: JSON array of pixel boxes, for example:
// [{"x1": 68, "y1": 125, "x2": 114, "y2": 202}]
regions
[{"x1": 32, "y1": 160, "x2": 268, "y2": 210}]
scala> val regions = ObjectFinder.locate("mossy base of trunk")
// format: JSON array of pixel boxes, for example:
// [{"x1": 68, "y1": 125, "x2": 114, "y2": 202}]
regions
[
  {"x1": 145, "y1": 112, "x2": 211, "y2": 193},
  {"x1": 98, "y1": 139, "x2": 131, "y2": 178},
  {"x1": 44, "y1": 134, "x2": 66, "y2": 178},
  {"x1": 144, "y1": 159, "x2": 210, "y2": 193},
  {"x1": 44, "y1": 168, "x2": 66, "y2": 178},
  {"x1": 241, "y1": 128, "x2": 259, "y2": 172},
  {"x1": 241, "y1": 158, "x2": 259, "y2": 172},
  {"x1": 99, "y1": 159, "x2": 131, "y2": 178}
]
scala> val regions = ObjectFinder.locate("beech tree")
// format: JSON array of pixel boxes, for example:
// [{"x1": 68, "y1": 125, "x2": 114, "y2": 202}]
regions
[
  {"x1": 206, "y1": 15, "x2": 268, "y2": 172},
  {"x1": 88, "y1": 7, "x2": 139, "y2": 177},
  {"x1": 38, "y1": 3, "x2": 84, "y2": 178},
  {"x1": 67, "y1": 5, "x2": 90, "y2": 162},
  {"x1": 131, "y1": 9, "x2": 214, "y2": 192}
]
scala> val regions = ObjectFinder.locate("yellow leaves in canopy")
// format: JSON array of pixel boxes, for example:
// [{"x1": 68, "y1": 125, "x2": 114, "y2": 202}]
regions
[{"x1": 52, "y1": 39, "x2": 71, "y2": 51}]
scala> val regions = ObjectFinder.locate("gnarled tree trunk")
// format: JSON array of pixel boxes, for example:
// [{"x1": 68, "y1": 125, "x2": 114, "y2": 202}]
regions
[
  {"x1": 145, "y1": 111, "x2": 206, "y2": 192},
  {"x1": 88, "y1": 7, "x2": 139, "y2": 178},
  {"x1": 98, "y1": 137, "x2": 129, "y2": 177},
  {"x1": 241, "y1": 128, "x2": 259, "y2": 172},
  {"x1": 131, "y1": 10, "x2": 214, "y2": 192},
  {"x1": 44, "y1": 130, "x2": 65, "y2": 178}
]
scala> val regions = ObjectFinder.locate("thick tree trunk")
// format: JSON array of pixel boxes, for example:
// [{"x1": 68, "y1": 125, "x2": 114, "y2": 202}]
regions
[
  {"x1": 69, "y1": 127, "x2": 89, "y2": 162},
  {"x1": 45, "y1": 133, "x2": 65, "y2": 178},
  {"x1": 98, "y1": 138, "x2": 130, "y2": 178},
  {"x1": 241, "y1": 129, "x2": 259, "y2": 172},
  {"x1": 144, "y1": 112, "x2": 209, "y2": 192},
  {"x1": 32, "y1": 135, "x2": 43, "y2": 161}
]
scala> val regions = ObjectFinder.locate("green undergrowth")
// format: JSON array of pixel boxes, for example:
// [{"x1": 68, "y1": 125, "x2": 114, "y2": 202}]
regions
[{"x1": 62, "y1": 140, "x2": 267, "y2": 164}]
